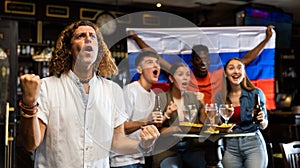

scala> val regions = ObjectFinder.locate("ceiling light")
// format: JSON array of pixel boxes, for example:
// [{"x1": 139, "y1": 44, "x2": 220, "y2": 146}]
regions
[{"x1": 156, "y1": 2, "x2": 162, "y2": 8}]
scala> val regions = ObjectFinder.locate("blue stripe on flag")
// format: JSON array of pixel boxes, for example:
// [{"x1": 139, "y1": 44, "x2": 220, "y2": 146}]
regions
[
  {"x1": 129, "y1": 48, "x2": 274, "y2": 81},
  {"x1": 218, "y1": 48, "x2": 275, "y2": 80}
]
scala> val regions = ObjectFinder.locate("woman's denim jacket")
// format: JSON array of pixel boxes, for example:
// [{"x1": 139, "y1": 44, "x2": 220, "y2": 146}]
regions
[{"x1": 216, "y1": 88, "x2": 268, "y2": 133}]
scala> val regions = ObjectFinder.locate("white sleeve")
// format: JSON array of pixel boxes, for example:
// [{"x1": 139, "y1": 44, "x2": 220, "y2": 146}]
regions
[
  {"x1": 111, "y1": 82, "x2": 128, "y2": 128},
  {"x1": 123, "y1": 85, "x2": 135, "y2": 121},
  {"x1": 36, "y1": 78, "x2": 50, "y2": 125}
]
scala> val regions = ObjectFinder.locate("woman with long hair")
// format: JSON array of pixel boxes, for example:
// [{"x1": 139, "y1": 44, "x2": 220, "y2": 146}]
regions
[
  {"x1": 216, "y1": 57, "x2": 268, "y2": 168},
  {"x1": 153, "y1": 62, "x2": 206, "y2": 168}
]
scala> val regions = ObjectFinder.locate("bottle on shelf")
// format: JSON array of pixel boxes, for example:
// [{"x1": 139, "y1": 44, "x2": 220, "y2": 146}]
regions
[
  {"x1": 23, "y1": 66, "x2": 29, "y2": 74},
  {"x1": 25, "y1": 45, "x2": 30, "y2": 56},
  {"x1": 21, "y1": 45, "x2": 26, "y2": 56},
  {"x1": 42, "y1": 61, "x2": 50, "y2": 78},
  {"x1": 30, "y1": 46, "x2": 35, "y2": 56},
  {"x1": 17, "y1": 66, "x2": 24, "y2": 95},
  {"x1": 17, "y1": 45, "x2": 21, "y2": 56},
  {"x1": 252, "y1": 93, "x2": 262, "y2": 124}
]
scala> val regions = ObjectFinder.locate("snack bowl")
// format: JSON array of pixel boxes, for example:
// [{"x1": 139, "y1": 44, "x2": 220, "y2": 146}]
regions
[
  {"x1": 203, "y1": 127, "x2": 219, "y2": 134},
  {"x1": 215, "y1": 123, "x2": 236, "y2": 133},
  {"x1": 179, "y1": 122, "x2": 203, "y2": 133}
]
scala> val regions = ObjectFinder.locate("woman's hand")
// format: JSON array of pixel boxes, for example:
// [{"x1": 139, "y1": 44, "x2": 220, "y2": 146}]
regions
[
  {"x1": 195, "y1": 92, "x2": 205, "y2": 104},
  {"x1": 257, "y1": 110, "x2": 268, "y2": 130},
  {"x1": 165, "y1": 101, "x2": 178, "y2": 118}
]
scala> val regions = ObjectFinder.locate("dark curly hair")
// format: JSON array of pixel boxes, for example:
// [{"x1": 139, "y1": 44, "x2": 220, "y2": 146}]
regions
[{"x1": 49, "y1": 20, "x2": 117, "y2": 78}]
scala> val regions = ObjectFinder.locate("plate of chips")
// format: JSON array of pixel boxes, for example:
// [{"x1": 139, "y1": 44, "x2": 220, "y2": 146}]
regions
[
  {"x1": 203, "y1": 127, "x2": 220, "y2": 134},
  {"x1": 179, "y1": 122, "x2": 203, "y2": 133},
  {"x1": 215, "y1": 123, "x2": 235, "y2": 133}
]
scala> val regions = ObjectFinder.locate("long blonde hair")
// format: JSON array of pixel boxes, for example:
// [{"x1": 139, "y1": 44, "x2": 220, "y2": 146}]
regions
[{"x1": 49, "y1": 20, "x2": 117, "y2": 78}]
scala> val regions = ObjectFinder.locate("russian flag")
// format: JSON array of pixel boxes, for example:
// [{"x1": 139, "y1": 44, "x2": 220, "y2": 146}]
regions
[{"x1": 127, "y1": 27, "x2": 276, "y2": 110}]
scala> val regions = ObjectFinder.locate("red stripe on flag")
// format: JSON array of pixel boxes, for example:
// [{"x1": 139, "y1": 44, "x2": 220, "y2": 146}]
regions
[{"x1": 251, "y1": 79, "x2": 276, "y2": 110}]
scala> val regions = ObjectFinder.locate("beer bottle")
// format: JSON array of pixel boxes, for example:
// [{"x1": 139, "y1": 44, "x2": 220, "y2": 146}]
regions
[
  {"x1": 152, "y1": 95, "x2": 162, "y2": 127},
  {"x1": 252, "y1": 93, "x2": 261, "y2": 124},
  {"x1": 155, "y1": 95, "x2": 161, "y2": 112}
]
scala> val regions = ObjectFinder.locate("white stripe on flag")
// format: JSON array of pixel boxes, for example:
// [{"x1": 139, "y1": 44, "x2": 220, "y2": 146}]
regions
[{"x1": 127, "y1": 27, "x2": 276, "y2": 54}]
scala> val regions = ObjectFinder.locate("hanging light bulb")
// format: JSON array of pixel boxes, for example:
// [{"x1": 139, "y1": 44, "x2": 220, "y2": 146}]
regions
[{"x1": 156, "y1": 2, "x2": 162, "y2": 8}]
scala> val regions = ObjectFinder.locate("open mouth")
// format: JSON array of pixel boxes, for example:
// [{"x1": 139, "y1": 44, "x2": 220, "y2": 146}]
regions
[
  {"x1": 84, "y1": 46, "x2": 93, "y2": 51},
  {"x1": 153, "y1": 70, "x2": 158, "y2": 75},
  {"x1": 182, "y1": 82, "x2": 188, "y2": 86},
  {"x1": 194, "y1": 64, "x2": 207, "y2": 72},
  {"x1": 232, "y1": 75, "x2": 240, "y2": 80},
  {"x1": 197, "y1": 64, "x2": 207, "y2": 71}
]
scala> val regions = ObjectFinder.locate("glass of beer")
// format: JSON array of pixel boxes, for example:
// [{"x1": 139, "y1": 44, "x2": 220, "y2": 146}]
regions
[{"x1": 205, "y1": 103, "x2": 218, "y2": 125}]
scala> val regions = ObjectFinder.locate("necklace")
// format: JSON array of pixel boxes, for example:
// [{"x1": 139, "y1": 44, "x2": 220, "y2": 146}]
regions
[{"x1": 79, "y1": 78, "x2": 91, "y2": 84}]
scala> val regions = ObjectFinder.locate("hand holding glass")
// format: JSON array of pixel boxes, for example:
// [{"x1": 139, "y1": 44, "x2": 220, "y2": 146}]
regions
[{"x1": 219, "y1": 104, "x2": 234, "y2": 124}]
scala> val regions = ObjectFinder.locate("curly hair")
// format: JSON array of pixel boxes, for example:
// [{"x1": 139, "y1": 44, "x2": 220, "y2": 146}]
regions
[{"x1": 49, "y1": 20, "x2": 118, "y2": 78}]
